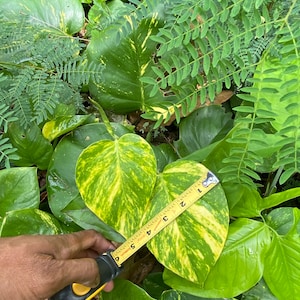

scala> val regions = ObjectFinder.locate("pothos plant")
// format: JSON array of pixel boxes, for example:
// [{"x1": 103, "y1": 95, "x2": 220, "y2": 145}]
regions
[{"x1": 0, "y1": 0, "x2": 299, "y2": 300}]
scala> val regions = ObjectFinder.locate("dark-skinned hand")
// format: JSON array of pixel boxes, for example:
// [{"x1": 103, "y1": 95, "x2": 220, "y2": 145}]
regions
[{"x1": 0, "y1": 230, "x2": 115, "y2": 299}]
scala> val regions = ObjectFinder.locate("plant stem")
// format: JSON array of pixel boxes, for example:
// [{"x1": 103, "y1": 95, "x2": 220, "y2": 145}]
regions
[
  {"x1": 265, "y1": 166, "x2": 284, "y2": 197},
  {"x1": 88, "y1": 97, "x2": 116, "y2": 139}
]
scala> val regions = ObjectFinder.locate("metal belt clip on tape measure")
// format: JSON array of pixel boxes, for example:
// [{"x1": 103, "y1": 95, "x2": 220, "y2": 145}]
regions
[{"x1": 50, "y1": 169, "x2": 219, "y2": 300}]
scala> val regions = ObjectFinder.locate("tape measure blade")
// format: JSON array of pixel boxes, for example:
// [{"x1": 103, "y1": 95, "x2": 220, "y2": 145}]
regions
[{"x1": 111, "y1": 170, "x2": 219, "y2": 266}]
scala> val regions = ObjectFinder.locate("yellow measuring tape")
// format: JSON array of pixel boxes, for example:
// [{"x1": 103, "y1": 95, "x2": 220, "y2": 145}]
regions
[{"x1": 111, "y1": 169, "x2": 219, "y2": 266}]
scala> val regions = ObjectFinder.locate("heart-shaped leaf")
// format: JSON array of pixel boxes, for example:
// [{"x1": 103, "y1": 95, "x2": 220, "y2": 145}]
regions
[
  {"x1": 76, "y1": 133, "x2": 157, "y2": 238},
  {"x1": 47, "y1": 123, "x2": 130, "y2": 241},
  {"x1": 146, "y1": 160, "x2": 228, "y2": 285}
]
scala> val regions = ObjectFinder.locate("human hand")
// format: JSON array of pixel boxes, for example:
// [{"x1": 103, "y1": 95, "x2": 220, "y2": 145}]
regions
[{"x1": 0, "y1": 230, "x2": 115, "y2": 300}]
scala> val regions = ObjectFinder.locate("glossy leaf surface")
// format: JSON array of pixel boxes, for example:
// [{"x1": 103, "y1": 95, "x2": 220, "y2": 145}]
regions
[
  {"x1": 264, "y1": 208, "x2": 300, "y2": 300},
  {"x1": 47, "y1": 123, "x2": 130, "y2": 241},
  {"x1": 161, "y1": 290, "x2": 234, "y2": 300},
  {"x1": 147, "y1": 161, "x2": 228, "y2": 284},
  {"x1": 42, "y1": 115, "x2": 90, "y2": 141},
  {"x1": 0, "y1": 0, "x2": 84, "y2": 34},
  {"x1": 175, "y1": 106, "x2": 233, "y2": 157},
  {"x1": 164, "y1": 218, "x2": 271, "y2": 298},
  {"x1": 0, "y1": 208, "x2": 65, "y2": 236},
  {"x1": 0, "y1": 167, "x2": 39, "y2": 217},
  {"x1": 87, "y1": 4, "x2": 173, "y2": 114},
  {"x1": 76, "y1": 133, "x2": 157, "y2": 238},
  {"x1": 7, "y1": 122, "x2": 53, "y2": 170},
  {"x1": 102, "y1": 279, "x2": 155, "y2": 300}
]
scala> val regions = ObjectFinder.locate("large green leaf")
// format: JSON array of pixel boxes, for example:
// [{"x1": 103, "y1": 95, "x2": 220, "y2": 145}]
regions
[
  {"x1": 263, "y1": 208, "x2": 300, "y2": 300},
  {"x1": 174, "y1": 106, "x2": 233, "y2": 157},
  {"x1": 0, "y1": 0, "x2": 84, "y2": 34},
  {"x1": 147, "y1": 161, "x2": 228, "y2": 285},
  {"x1": 87, "y1": 4, "x2": 174, "y2": 114},
  {"x1": 0, "y1": 167, "x2": 39, "y2": 217},
  {"x1": 76, "y1": 133, "x2": 157, "y2": 238},
  {"x1": 102, "y1": 279, "x2": 155, "y2": 300},
  {"x1": 47, "y1": 123, "x2": 129, "y2": 242},
  {"x1": 6, "y1": 122, "x2": 53, "y2": 170},
  {"x1": 0, "y1": 208, "x2": 65, "y2": 236},
  {"x1": 164, "y1": 218, "x2": 271, "y2": 298}
]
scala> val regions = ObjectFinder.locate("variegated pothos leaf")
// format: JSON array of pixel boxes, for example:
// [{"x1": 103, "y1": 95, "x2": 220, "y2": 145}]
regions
[
  {"x1": 76, "y1": 133, "x2": 157, "y2": 238},
  {"x1": 147, "y1": 160, "x2": 229, "y2": 284}
]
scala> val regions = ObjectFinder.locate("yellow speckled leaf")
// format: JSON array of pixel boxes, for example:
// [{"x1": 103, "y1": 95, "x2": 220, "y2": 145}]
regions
[
  {"x1": 76, "y1": 133, "x2": 157, "y2": 238},
  {"x1": 42, "y1": 115, "x2": 89, "y2": 141},
  {"x1": 147, "y1": 160, "x2": 229, "y2": 284}
]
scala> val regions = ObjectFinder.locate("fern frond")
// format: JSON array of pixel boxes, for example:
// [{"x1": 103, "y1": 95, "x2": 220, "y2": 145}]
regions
[
  {"x1": 0, "y1": 14, "x2": 34, "y2": 65},
  {"x1": 58, "y1": 56, "x2": 103, "y2": 87},
  {"x1": 0, "y1": 14, "x2": 99, "y2": 128},
  {"x1": 142, "y1": 0, "x2": 290, "y2": 126},
  {"x1": 220, "y1": 0, "x2": 300, "y2": 186},
  {"x1": 0, "y1": 136, "x2": 17, "y2": 169},
  {"x1": 0, "y1": 102, "x2": 18, "y2": 133}
]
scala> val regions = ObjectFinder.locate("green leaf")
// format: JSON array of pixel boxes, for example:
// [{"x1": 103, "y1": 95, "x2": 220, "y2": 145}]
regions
[
  {"x1": 160, "y1": 290, "x2": 233, "y2": 300},
  {"x1": 0, "y1": 208, "x2": 65, "y2": 236},
  {"x1": 47, "y1": 123, "x2": 130, "y2": 241},
  {"x1": 42, "y1": 115, "x2": 90, "y2": 141},
  {"x1": 174, "y1": 106, "x2": 233, "y2": 157},
  {"x1": 151, "y1": 143, "x2": 179, "y2": 173},
  {"x1": 164, "y1": 219, "x2": 271, "y2": 298},
  {"x1": 222, "y1": 182, "x2": 262, "y2": 217},
  {"x1": 142, "y1": 273, "x2": 170, "y2": 299},
  {"x1": 76, "y1": 133, "x2": 157, "y2": 238},
  {"x1": 88, "y1": 10, "x2": 171, "y2": 114},
  {"x1": 279, "y1": 167, "x2": 296, "y2": 185},
  {"x1": 242, "y1": 278, "x2": 277, "y2": 300},
  {"x1": 0, "y1": 0, "x2": 85, "y2": 34},
  {"x1": 264, "y1": 208, "x2": 300, "y2": 300},
  {"x1": 147, "y1": 161, "x2": 229, "y2": 285},
  {"x1": 203, "y1": 55, "x2": 211, "y2": 75},
  {"x1": 265, "y1": 207, "x2": 300, "y2": 236},
  {"x1": 6, "y1": 122, "x2": 53, "y2": 170},
  {"x1": 102, "y1": 279, "x2": 155, "y2": 300},
  {"x1": 260, "y1": 188, "x2": 300, "y2": 213},
  {"x1": 233, "y1": 106, "x2": 255, "y2": 114},
  {"x1": 254, "y1": 57, "x2": 300, "y2": 134},
  {"x1": 0, "y1": 167, "x2": 39, "y2": 217}
]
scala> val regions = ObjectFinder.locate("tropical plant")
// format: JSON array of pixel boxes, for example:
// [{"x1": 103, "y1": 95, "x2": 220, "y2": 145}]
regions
[{"x1": 0, "y1": 0, "x2": 300, "y2": 300}]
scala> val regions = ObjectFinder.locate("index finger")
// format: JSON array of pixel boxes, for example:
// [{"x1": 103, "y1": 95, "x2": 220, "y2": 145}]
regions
[{"x1": 42, "y1": 230, "x2": 115, "y2": 259}]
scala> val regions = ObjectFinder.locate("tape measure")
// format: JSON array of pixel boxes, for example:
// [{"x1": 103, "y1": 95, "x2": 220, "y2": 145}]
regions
[{"x1": 50, "y1": 167, "x2": 219, "y2": 300}]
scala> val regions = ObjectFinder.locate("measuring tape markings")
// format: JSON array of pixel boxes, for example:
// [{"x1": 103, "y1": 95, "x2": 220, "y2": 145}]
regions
[{"x1": 111, "y1": 171, "x2": 219, "y2": 266}]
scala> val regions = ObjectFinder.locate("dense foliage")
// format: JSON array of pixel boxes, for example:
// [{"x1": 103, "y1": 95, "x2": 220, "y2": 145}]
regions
[{"x1": 0, "y1": 0, "x2": 300, "y2": 299}]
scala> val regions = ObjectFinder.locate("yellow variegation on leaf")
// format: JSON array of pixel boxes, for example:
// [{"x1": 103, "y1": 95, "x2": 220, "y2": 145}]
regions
[
  {"x1": 147, "y1": 160, "x2": 229, "y2": 285},
  {"x1": 76, "y1": 133, "x2": 157, "y2": 239}
]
